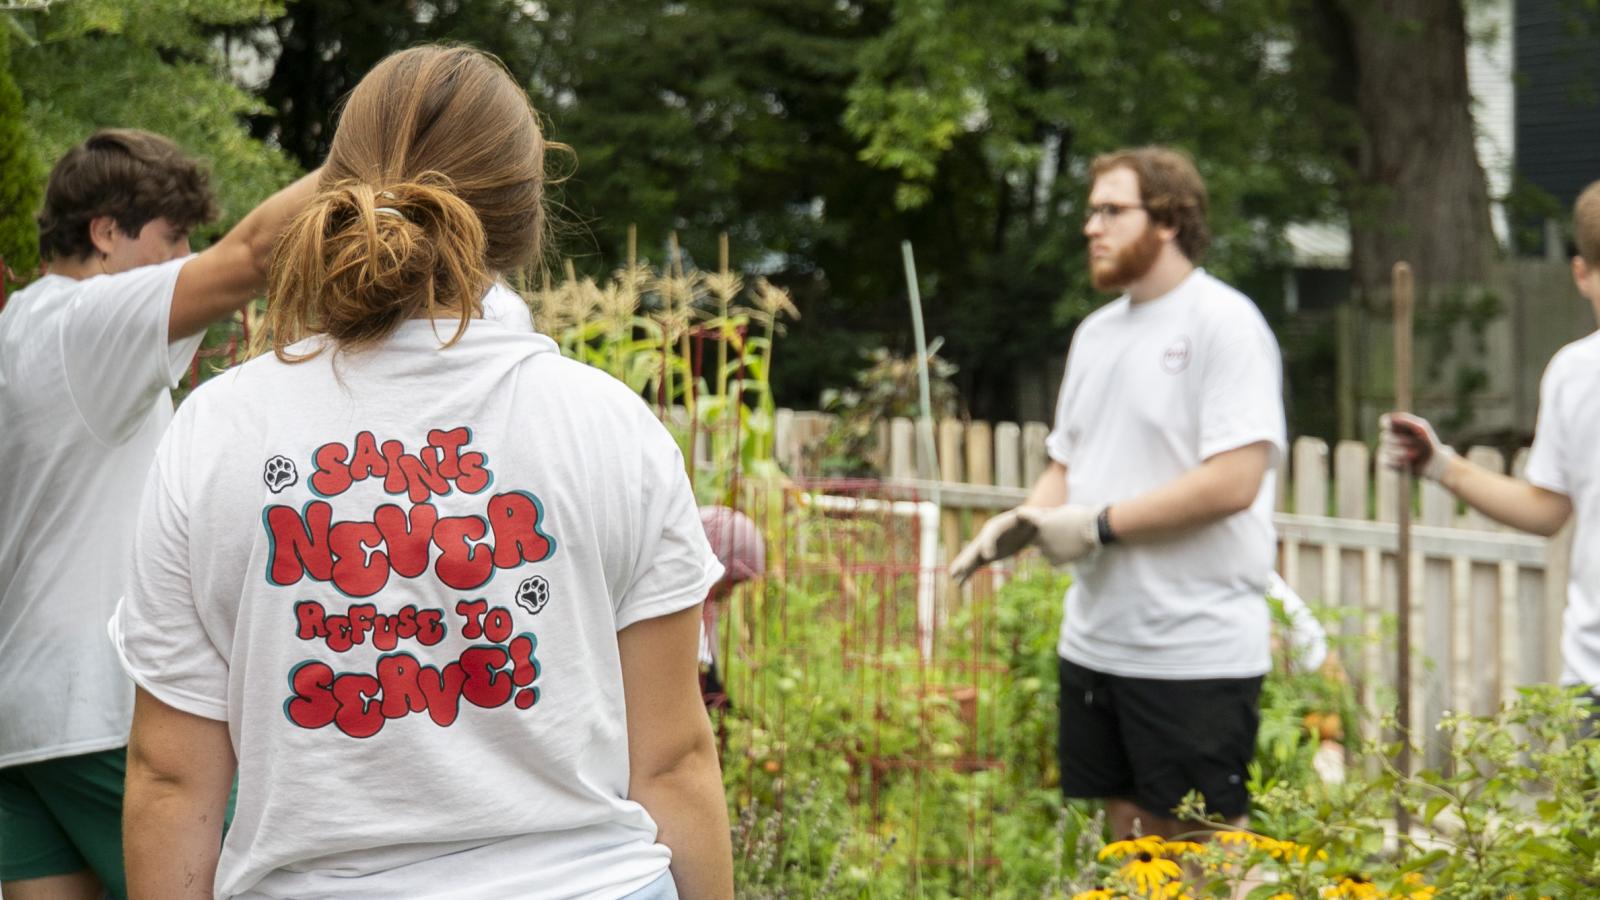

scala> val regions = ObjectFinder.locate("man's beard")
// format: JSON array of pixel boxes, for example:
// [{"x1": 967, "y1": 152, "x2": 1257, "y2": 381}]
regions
[{"x1": 1090, "y1": 223, "x2": 1163, "y2": 292}]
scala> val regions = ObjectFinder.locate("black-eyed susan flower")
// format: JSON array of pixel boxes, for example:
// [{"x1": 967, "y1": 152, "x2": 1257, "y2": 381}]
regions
[
  {"x1": 1257, "y1": 836, "x2": 1328, "y2": 863},
  {"x1": 1397, "y1": 872, "x2": 1436, "y2": 899},
  {"x1": 1098, "y1": 835, "x2": 1166, "y2": 861},
  {"x1": 1152, "y1": 882, "x2": 1195, "y2": 900},
  {"x1": 1162, "y1": 840, "x2": 1206, "y2": 858},
  {"x1": 1322, "y1": 874, "x2": 1382, "y2": 899},
  {"x1": 1214, "y1": 830, "x2": 1262, "y2": 850},
  {"x1": 1119, "y1": 850, "x2": 1182, "y2": 893},
  {"x1": 1070, "y1": 888, "x2": 1118, "y2": 900}
]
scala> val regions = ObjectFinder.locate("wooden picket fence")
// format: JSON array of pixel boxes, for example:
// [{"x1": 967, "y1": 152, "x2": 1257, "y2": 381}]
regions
[{"x1": 773, "y1": 409, "x2": 1573, "y2": 766}]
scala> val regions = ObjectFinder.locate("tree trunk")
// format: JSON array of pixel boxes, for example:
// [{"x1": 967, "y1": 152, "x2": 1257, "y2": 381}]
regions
[{"x1": 1339, "y1": 0, "x2": 1496, "y2": 296}]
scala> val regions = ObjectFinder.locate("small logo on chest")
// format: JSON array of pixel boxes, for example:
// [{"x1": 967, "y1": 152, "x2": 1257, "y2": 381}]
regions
[{"x1": 1161, "y1": 337, "x2": 1192, "y2": 374}]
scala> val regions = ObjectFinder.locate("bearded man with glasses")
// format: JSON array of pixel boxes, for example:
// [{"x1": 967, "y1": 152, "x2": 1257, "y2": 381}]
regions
[{"x1": 951, "y1": 146, "x2": 1286, "y2": 841}]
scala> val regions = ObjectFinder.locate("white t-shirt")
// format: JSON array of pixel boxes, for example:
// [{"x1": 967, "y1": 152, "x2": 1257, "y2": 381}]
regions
[
  {"x1": 110, "y1": 318, "x2": 723, "y2": 899},
  {"x1": 481, "y1": 281, "x2": 534, "y2": 332},
  {"x1": 1046, "y1": 269, "x2": 1286, "y2": 679},
  {"x1": 1522, "y1": 329, "x2": 1600, "y2": 688},
  {"x1": 0, "y1": 258, "x2": 202, "y2": 768}
]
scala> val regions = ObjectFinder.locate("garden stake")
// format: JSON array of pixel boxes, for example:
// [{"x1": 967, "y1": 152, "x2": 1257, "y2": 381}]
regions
[
  {"x1": 1392, "y1": 260, "x2": 1414, "y2": 836},
  {"x1": 899, "y1": 241, "x2": 940, "y2": 506},
  {"x1": 718, "y1": 232, "x2": 730, "y2": 402}
]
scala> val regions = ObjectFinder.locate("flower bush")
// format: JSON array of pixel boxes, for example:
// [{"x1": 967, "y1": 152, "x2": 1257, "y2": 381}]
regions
[{"x1": 716, "y1": 554, "x2": 1600, "y2": 898}]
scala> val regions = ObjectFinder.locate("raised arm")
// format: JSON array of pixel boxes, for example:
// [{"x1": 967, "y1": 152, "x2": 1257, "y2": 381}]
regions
[
  {"x1": 168, "y1": 168, "x2": 323, "y2": 340},
  {"x1": 619, "y1": 603, "x2": 733, "y2": 899},
  {"x1": 123, "y1": 688, "x2": 235, "y2": 900}
]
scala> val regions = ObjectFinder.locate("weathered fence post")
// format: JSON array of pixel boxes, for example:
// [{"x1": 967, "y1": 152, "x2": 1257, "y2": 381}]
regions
[
  {"x1": 1021, "y1": 423, "x2": 1050, "y2": 489},
  {"x1": 889, "y1": 417, "x2": 915, "y2": 481}
]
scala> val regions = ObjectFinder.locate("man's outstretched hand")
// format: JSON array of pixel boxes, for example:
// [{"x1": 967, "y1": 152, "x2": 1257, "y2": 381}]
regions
[{"x1": 948, "y1": 508, "x2": 1037, "y2": 584}]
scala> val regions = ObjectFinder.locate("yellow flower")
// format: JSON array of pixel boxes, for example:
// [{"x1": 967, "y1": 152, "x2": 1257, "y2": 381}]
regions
[
  {"x1": 1323, "y1": 875, "x2": 1382, "y2": 899},
  {"x1": 1257, "y1": 837, "x2": 1327, "y2": 863},
  {"x1": 1119, "y1": 851, "x2": 1182, "y2": 893},
  {"x1": 1071, "y1": 890, "x2": 1118, "y2": 900},
  {"x1": 1267, "y1": 894, "x2": 1295, "y2": 900},
  {"x1": 1398, "y1": 871, "x2": 1437, "y2": 899},
  {"x1": 1099, "y1": 835, "x2": 1167, "y2": 861},
  {"x1": 1163, "y1": 840, "x2": 1207, "y2": 857},
  {"x1": 1214, "y1": 830, "x2": 1262, "y2": 849},
  {"x1": 1153, "y1": 882, "x2": 1195, "y2": 900}
]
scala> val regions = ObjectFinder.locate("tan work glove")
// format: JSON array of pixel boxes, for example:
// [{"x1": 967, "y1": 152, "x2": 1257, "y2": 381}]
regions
[
  {"x1": 1378, "y1": 412, "x2": 1455, "y2": 481},
  {"x1": 1014, "y1": 504, "x2": 1101, "y2": 565},
  {"x1": 947, "y1": 507, "x2": 1038, "y2": 584}
]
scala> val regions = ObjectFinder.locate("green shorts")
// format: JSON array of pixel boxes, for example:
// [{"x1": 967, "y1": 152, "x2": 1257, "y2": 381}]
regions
[{"x1": 0, "y1": 747, "x2": 128, "y2": 897}]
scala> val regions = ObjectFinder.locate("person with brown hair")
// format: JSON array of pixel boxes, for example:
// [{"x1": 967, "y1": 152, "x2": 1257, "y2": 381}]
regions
[
  {"x1": 111, "y1": 46, "x2": 732, "y2": 900},
  {"x1": 950, "y1": 146, "x2": 1286, "y2": 839},
  {"x1": 0, "y1": 129, "x2": 317, "y2": 900},
  {"x1": 1380, "y1": 180, "x2": 1600, "y2": 728}
]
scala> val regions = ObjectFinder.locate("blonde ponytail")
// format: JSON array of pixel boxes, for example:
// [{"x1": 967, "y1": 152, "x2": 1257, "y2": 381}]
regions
[
  {"x1": 262, "y1": 175, "x2": 490, "y2": 361},
  {"x1": 254, "y1": 45, "x2": 548, "y2": 362}
]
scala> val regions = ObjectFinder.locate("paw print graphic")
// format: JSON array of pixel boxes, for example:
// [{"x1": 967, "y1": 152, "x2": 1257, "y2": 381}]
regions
[
  {"x1": 263, "y1": 455, "x2": 298, "y2": 494},
  {"x1": 515, "y1": 575, "x2": 550, "y2": 616}
]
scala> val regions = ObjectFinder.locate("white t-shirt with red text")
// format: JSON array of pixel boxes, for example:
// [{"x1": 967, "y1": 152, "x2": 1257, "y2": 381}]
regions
[
  {"x1": 111, "y1": 317, "x2": 722, "y2": 899},
  {"x1": 0, "y1": 258, "x2": 202, "y2": 767},
  {"x1": 1047, "y1": 269, "x2": 1286, "y2": 679}
]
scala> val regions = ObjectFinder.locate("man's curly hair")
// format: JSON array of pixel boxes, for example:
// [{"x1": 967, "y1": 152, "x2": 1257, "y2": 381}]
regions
[{"x1": 37, "y1": 129, "x2": 217, "y2": 262}]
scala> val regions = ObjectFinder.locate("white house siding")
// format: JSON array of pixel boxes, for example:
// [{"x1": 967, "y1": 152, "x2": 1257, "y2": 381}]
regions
[{"x1": 1468, "y1": 0, "x2": 1516, "y2": 248}]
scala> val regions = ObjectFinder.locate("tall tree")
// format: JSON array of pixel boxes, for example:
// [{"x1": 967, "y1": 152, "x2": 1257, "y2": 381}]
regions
[{"x1": 1310, "y1": 0, "x2": 1496, "y2": 296}]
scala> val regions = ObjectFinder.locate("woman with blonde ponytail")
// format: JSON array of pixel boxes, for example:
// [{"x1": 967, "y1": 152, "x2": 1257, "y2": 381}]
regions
[{"x1": 113, "y1": 46, "x2": 732, "y2": 900}]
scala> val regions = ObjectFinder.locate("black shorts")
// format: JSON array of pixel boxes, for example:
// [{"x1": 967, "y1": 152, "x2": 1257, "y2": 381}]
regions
[{"x1": 1057, "y1": 657, "x2": 1262, "y2": 820}]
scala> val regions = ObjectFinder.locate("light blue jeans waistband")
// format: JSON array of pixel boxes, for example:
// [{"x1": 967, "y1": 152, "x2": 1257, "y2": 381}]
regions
[{"x1": 619, "y1": 871, "x2": 678, "y2": 900}]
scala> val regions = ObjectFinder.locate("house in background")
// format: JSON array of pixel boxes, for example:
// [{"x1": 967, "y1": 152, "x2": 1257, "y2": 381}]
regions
[
  {"x1": 1278, "y1": 0, "x2": 1600, "y2": 444},
  {"x1": 1288, "y1": 0, "x2": 1599, "y2": 308},
  {"x1": 1515, "y1": 0, "x2": 1600, "y2": 237}
]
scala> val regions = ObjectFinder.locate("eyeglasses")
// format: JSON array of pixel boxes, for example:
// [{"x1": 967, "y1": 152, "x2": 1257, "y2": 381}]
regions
[{"x1": 1083, "y1": 203, "x2": 1145, "y2": 225}]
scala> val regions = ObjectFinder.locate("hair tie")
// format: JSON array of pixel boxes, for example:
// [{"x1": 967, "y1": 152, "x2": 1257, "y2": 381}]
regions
[{"x1": 374, "y1": 190, "x2": 407, "y2": 221}]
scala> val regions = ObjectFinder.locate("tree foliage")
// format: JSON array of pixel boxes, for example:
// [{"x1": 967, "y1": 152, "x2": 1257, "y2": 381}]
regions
[
  {"x1": 0, "y1": 27, "x2": 42, "y2": 280},
  {"x1": 12, "y1": 0, "x2": 1497, "y2": 422},
  {"x1": 526, "y1": 0, "x2": 1347, "y2": 414},
  {"x1": 5, "y1": 0, "x2": 299, "y2": 249}
]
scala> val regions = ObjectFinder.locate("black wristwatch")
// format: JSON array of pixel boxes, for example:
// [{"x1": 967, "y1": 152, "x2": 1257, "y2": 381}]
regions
[{"x1": 1096, "y1": 506, "x2": 1118, "y2": 545}]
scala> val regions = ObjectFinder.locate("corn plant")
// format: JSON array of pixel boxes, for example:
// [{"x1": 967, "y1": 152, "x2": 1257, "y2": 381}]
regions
[{"x1": 524, "y1": 230, "x2": 798, "y2": 505}]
